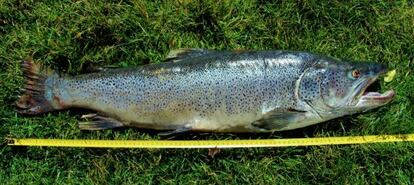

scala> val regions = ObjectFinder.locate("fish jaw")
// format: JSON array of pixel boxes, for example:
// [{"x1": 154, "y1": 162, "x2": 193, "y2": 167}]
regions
[
  {"x1": 347, "y1": 76, "x2": 395, "y2": 111},
  {"x1": 354, "y1": 90, "x2": 395, "y2": 110}
]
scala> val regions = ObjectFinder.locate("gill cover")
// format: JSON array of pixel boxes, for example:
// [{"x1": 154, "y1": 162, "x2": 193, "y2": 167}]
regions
[
  {"x1": 298, "y1": 58, "x2": 357, "y2": 112},
  {"x1": 298, "y1": 57, "x2": 389, "y2": 114}
]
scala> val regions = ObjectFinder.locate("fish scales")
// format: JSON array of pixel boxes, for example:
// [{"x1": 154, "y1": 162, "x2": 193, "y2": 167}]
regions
[
  {"x1": 52, "y1": 51, "x2": 313, "y2": 131},
  {"x1": 16, "y1": 50, "x2": 395, "y2": 133}
]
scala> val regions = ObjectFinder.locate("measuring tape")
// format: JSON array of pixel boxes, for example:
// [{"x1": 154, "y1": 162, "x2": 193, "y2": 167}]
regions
[{"x1": 6, "y1": 134, "x2": 414, "y2": 148}]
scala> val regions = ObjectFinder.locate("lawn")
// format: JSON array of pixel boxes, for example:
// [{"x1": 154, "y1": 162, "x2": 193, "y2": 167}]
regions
[{"x1": 0, "y1": 0, "x2": 413, "y2": 184}]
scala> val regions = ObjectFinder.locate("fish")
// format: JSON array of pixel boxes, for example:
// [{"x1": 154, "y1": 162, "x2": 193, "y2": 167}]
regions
[{"x1": 15, "y1": 49, "x2": 395, "y2": 134}]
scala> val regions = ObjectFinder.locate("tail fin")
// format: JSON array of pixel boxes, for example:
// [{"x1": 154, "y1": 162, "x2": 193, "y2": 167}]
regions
[{"x1": 15, "y1": 59, "x2": 56, "y2": 115}]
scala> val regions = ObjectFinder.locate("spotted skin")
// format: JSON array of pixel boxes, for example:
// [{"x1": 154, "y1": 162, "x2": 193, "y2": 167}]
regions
[{"x1": 19, "y1": 50, "x2": 393, "y2": 132}]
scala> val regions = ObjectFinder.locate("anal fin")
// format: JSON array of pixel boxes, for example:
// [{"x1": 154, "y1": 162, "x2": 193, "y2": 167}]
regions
[
  {"x1": 79, "y1": 114, "x2": 125, "y2": 130},
  {"x1": 158, "y1": 126, "x2": 192, "y2": 136}
]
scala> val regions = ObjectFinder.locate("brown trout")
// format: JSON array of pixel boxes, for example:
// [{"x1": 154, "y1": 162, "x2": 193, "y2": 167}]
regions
[{"x1": 16, "y1": 49, "x2": 395, "y2": 134}]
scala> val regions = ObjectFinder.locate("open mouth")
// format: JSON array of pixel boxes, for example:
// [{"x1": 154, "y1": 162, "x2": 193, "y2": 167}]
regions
[{"x1": 356, "y1": 78, "x2": 395, "y2": 104}]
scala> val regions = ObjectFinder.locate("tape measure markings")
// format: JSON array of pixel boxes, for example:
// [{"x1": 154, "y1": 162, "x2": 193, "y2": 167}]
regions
[{"x1": 6, "y1": 134, "x2": 414, "y2": 148}]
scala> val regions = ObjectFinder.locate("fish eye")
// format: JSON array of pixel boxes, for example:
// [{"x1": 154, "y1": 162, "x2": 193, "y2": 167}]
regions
[{"x1": 351, "y1": 70, "x2": 361, "y2": 79}]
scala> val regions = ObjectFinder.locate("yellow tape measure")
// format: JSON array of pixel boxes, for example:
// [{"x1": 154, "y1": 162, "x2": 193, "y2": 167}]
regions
[{"x1": 7, "y1": 134, "x2": 414, "y2": 148}]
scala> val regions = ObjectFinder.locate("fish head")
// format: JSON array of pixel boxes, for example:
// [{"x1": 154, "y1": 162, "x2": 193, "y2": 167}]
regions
[{"x1": 298, "y1": 57, "x2": 395, "y2": 116}]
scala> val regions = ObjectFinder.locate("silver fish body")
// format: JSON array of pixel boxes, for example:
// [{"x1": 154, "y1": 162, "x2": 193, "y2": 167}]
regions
[{"x1": 17, "y1": 50, "x2": 395, "y2": 133}]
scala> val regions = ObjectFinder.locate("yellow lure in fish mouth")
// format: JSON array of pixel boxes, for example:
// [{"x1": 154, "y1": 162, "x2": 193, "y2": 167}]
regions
[{"x1": 384, "y1": 69, "x2": 396, "y2": 82}]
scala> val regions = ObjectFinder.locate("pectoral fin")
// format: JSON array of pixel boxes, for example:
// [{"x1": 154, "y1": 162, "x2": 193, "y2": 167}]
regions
[
  {"x1": 79, "y1": 114, "x2": 125, "y2": 130},
  {"x1": 252, "y1": 109, "x2": 307, "y2": 131}
]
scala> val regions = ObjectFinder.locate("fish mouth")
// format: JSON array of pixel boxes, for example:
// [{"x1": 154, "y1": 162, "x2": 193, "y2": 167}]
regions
[{"x1": 353, "y1": 75, "x2": 395, "y2": 108}]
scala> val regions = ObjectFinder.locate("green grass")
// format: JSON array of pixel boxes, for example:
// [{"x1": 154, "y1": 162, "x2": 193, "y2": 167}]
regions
[{"x1": 1, "y1": 0, "x2": 414, "y2": 184}]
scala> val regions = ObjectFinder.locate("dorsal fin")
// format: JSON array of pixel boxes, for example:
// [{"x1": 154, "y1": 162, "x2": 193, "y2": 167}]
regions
[{"x1": 165, "y1": 48, "x2": 214, "y2": 62}]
